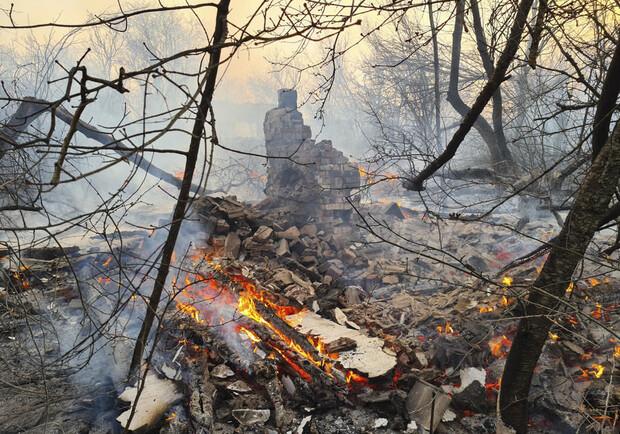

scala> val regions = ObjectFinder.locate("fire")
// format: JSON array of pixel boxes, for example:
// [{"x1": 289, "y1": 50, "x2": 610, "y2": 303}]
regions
[
  {"x1": 237, "y1": 290, "x2": 325, "y2": 368},
  {"x1": 502, "y1": 276, "x2": 513, "y2": 286},
  {"x1": 176, "y1": 300, "x2": 204, "y2": 324},
  {"x1": 165, "y1": 413, "x2": 177, "y2": 422},
  {"x1": 489, "y1": 335, "x2": 512, "y2": 357},
  {"x1": 588, "y1": 277, "x2": 600, "y2": 286},
  {"x1": 548, "y1": 332, "x2": 559, "y2": 341},
  {"x1": 500, "y1": 295, "x2": 515, "y2": 307},
  {"x1": 591, "y1": 364, "x2": 605, "y2": 378},
  {"x1": 357, "y1": 166, "x2": 399, "y2": 183},
  {"x1": 12, "y1": 271, "x2": 31, "y2": 289},
  {"x1": 578, "y1": 363, "x2": 606, "y2": 379},
  {"x1": 436, "y1": 322, "x2": 458, "y2": 335},
  {"x1": 479, "y1": 306, "x2": 494, "y2": 313},
  {"x1": 346, "y1": 370, "x2": 370, "y2": 387},
  {"x1": 174, "y1": 262, "x2": 376, "y2": 389}
]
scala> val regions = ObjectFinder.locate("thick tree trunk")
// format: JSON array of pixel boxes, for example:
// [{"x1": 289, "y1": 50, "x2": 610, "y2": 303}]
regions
[
  {"x1": 404, "y1": 0, "x2": 534, "y2": 191},
  {"x1": 591, "y1": 39, "x2": 620, "y2": 160},
  {"x1": 470, "y1": 0, "x2": 511, "y2": 166},
  {"x1": 499, "y1": 120, "x2": 620, "y2": 432}
]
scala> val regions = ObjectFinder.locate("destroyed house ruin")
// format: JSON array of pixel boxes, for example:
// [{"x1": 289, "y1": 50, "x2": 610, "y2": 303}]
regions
[{"x1": 263, "y1": 89, "x2": 360, "y2": 239}]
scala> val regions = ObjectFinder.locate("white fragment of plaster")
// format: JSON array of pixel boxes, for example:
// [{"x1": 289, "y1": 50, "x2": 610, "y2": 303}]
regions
[{"x1": 116, "y1": 375, "x2": 181, "y2": 431}]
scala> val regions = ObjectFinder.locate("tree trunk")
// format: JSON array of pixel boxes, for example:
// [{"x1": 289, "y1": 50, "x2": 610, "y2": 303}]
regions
[
  {"x1": 499, "y1": 119, "x2": 620, "y2": 432},
  {"x1": 446, "y1": 0, "x2": 507, "y2": 166},
  {"x1": 128, "y1": 0, "x2": 230, "y2": 377},
  {"x1": 428, "y1": 0, "x2": 442, "y2": 154},
  {"x1": 404, "y1": 0, "x2": 534, "y2": 191},
  {"x1": 0, "y1": 98, "x2": 205, "y2": 193},
  {"x1": 591, "y1": 39, "x2": 620, "y2": 160},
  {"x1": 470, "y1": 0, "x2": 511, "y2": 166}
]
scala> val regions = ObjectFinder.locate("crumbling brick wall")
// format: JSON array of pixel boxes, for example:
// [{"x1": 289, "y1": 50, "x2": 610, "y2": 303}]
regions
[{"x1": 263, "y1": 89, "x2": 360, "y2": 238}]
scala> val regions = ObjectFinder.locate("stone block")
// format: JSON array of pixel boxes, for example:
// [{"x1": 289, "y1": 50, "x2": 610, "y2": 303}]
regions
[
  {"x1": 278, "y1": 89, "x2": 297, "y2": 109},
  {"x1": 253, "y1": 225, "x2": 273, "y2": 243}
]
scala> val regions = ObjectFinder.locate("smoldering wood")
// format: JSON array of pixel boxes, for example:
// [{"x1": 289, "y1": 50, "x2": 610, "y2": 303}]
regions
[{"x1": 180, "y1": 316, "x2": 344, "y2": 398}]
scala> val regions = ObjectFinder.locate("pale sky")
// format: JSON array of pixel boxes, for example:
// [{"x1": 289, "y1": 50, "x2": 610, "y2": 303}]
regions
[
  {"x1": 4, "y1": 0, "x2": 121, "y2": 24},
  {"x1": 2, "y1": 1, "x2": 262, "y2": 27}
]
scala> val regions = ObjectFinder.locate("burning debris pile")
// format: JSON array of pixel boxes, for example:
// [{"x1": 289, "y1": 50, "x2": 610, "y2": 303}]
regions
[
  {"x1": 150, "y1": 196, "x2": 620, "y2": 433},
  {"x1": 2, "y1": 196, "x2": 620, "y2": 432}
]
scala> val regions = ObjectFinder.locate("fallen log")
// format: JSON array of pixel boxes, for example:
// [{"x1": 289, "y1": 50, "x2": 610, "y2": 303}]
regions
[{"x1": 1, "y1": 97, "x2": 206, "y2": 194}]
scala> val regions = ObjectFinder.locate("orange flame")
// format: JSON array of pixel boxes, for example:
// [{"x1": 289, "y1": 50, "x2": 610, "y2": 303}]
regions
[
  {"x1": 489, "y1": 335, "x2": 512, "y2": 357},
  {"x1": 174, "y1": 262, "x2": 373, "y2": 388},
  {"x1": 436, "y1": 322, "x2": 458, "y2": 335},
  {"x1": 591, "y1": 364, "x2": 605, "y2": 378}
]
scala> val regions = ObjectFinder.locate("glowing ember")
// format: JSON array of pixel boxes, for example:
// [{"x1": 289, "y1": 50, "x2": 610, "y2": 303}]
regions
[
  {"x1": 249, "y1": 171, "x2": 267, "y2": 181},
  {"x1": 102, "y1": 256, "x2": 112, "y2": 267},
  {"x1": 489, "y1": 335, "x2": 512, "y2": 358},
  {"x1": 436, "y1": 322, "x2": 458, "y2": 335},
  {"x1": 165, "y1": 413, "x2": 177, "y2": 422},
  {"x1": 548, "y1": 332, "x2": 559, "y2": 341},
  {"x1": 479, "y1": 306, "x2": 494, "y2": 313},
  {"x1": 591, "y1": 364, "x2": 605, "y2": 379}
]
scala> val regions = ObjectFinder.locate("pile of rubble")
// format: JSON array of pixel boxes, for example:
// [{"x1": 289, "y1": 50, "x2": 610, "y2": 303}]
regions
[
  {"x1": 160, "y1": 195, "x2": 620, "y2": 433},
  {"x1": 2, "y1": 194, "x2": 620, "y2": 433}
]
